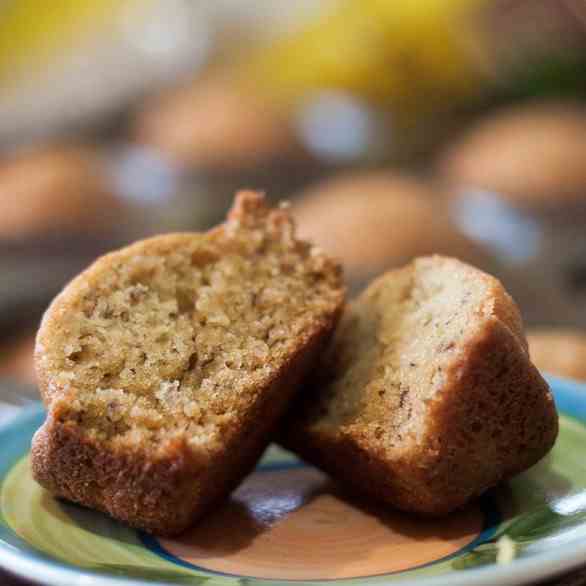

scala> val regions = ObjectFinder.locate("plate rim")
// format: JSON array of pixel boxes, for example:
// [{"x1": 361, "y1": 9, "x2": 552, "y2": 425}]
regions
[{"x1": 0, "y1": 374, "x2": 584, "y2": 586}]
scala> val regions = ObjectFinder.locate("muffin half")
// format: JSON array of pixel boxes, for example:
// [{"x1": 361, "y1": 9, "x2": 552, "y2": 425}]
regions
[
  {"x1": 282, "y1": 256, "x2": 557, "y2": 514},
  {"x1": 32, "y1": 191, "x2": 344, "y2": 535}
]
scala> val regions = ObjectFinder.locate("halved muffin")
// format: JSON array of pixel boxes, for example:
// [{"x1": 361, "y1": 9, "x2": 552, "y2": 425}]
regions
[
  {"x1": 282, "y1": 256, "x2": 557, "y2": 514},
  {"x1": 31, "y1": 191, "x2": 344, "y2": 535}
]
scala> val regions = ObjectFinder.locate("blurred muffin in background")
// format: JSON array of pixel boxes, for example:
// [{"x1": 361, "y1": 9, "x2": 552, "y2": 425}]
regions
[
  {"x1": 0, "y1": 335, "x2": 35, "y2": 385},
  {"x1": 292, "y1": 172, "x2": 493, "y2": 286},
  {"x1": 528, "y1": 328, "x2": 586, "y2": 382},
  {"x1": 437, "y1": 101, "x2": 586, "y2": 207},
  {"x1": 131, "y1": 71, "x2": 319, "y2": 226},
  {"x1": 0, "y1": 145, "x2": 127, "y2": 240},
  {"x1": 133, "y1": 73, "x2": 306, "y2": 172},
  {"x1": 437, "y1": 101, "x2": 586, "y2": 329}
]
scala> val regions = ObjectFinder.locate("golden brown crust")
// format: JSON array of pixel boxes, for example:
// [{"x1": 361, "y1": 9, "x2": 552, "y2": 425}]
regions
[
  {"x1": 32, "y1": 191, "x2": 345, "y2": 535},
  {"x1": 282, "y1": 256, "x2": 557, "y2": 514}
]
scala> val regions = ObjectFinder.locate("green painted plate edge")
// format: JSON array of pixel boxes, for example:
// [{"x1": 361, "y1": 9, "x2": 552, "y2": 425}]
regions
[{"x1": 0, "y1": 374, "x2": 585, "y2": 586}]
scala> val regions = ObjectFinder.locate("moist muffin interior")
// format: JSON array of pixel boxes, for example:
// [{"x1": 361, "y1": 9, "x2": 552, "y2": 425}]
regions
[
  {"x1": 39, "y1": 199, "x2": 342, "y2": 452},
  {"x1": 314, "y1": 260, "x2": 492, "y2": 449}
]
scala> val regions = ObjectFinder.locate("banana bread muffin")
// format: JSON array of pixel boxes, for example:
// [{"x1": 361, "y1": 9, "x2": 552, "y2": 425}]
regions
[
  {"x1": 31, "y1": 191, "x2": 344, "y2": 535},
  {"x1": 0, "y1": 335, "x2": 36, "y2": 384},
  {"x1": 282, "y1": 256, "x2": 557, "y2": 515},
  {"x1": 0, "y1": 144, "x2": 124, "y2": 239},
  {"x1": 292, "y1": 172, "x2": 493, "y2": 284},
  {"x1": 438, "y1": 101, "x2": 586, "y2": 207},
  {"x1": 528, "y1": 328, "x2": 586, "y2": 382},
  {"x1": 134, "y1": 74, "x2": 303, "y2": 171},
  {"x1": 438, "y1": 103, "x2": 586, "y2": 330}
]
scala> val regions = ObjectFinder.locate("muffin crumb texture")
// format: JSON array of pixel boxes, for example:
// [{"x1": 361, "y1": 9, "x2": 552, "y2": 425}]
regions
[
  {"x1": 39, "y1": 192, "x2": 342, "y2": 452},
  {"x1": 32, "y1": 191, "x2": 344, "y2": 534}
]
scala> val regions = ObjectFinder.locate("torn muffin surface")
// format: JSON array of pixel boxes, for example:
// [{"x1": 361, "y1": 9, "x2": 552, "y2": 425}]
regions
[{"x1": 32, "y1": 191, "x2": 344, "y2": 534}]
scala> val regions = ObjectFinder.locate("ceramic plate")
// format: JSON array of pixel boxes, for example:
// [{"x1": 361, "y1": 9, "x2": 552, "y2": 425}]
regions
[{"x1": 1, "y1": 375, "x2": 586, "y2": 586}]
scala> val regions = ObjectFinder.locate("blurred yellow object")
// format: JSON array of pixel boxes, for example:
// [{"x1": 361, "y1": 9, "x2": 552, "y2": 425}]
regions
[
  {"x1": 247, "y1": 0, "x2": 491, "y2": 114},
  {"x1": 0, "y1": 0, "x2": 138, "y2": 80}
]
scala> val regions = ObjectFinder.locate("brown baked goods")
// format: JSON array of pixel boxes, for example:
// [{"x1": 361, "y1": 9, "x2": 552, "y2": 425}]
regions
[
  {"x1": 0, "y1": 335, "x2": 36, "y2": 384},
  {"x1": 0, "y1": 145, "x2": 124, "y2": 239},
  {"x1": 282, "y1": 256, "x2": 558, "y2": 515},
  {"x1": 292, "y1": 172, "x2": 493, "y2": 282},
  {"x1": 134, "y1": 74, "x2": 303, "y2": 171},
  {"x1": 31, "y1": 191, "x2": 344, "y2": 535},
  {"x1": 528, "y1": 328, "x2": 586, "y2": 382},
  {"x1": 438, "y1": 101, "x2": 586, "y2": 207}
]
